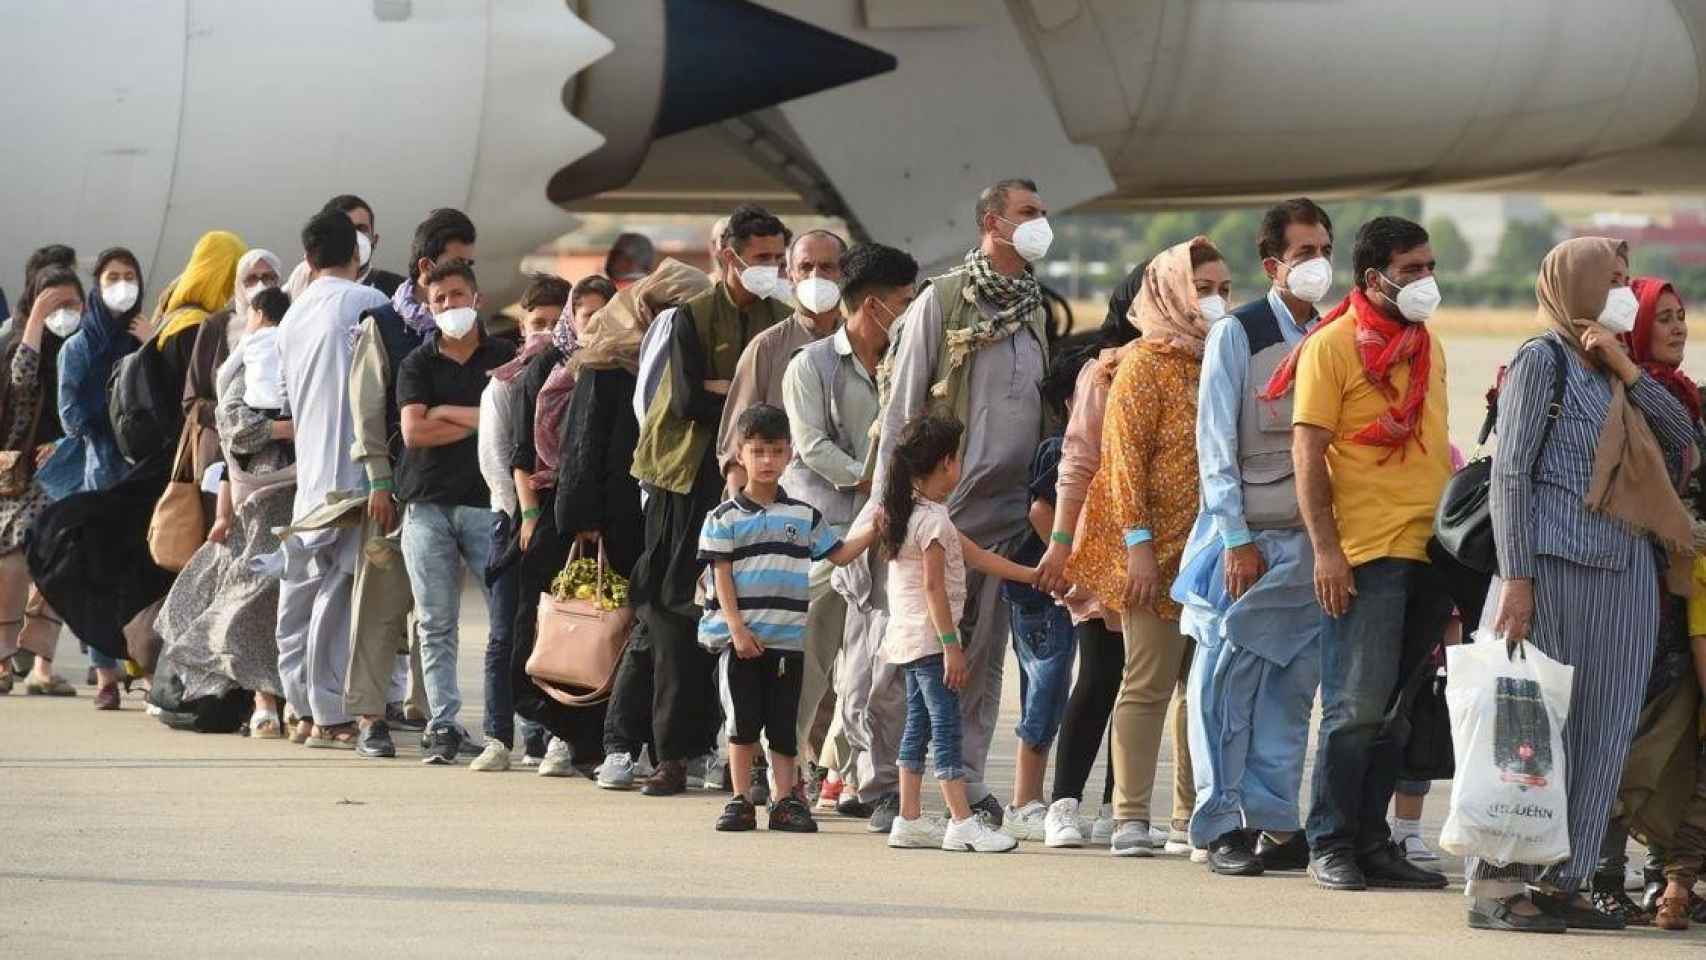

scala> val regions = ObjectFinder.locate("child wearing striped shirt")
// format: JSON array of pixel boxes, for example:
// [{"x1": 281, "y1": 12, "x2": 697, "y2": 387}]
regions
[{"x1": 699, "y1": 403, "x2": 882, "y2": 834}]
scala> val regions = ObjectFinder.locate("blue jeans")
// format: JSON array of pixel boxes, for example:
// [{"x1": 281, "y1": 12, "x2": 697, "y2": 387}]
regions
[
  {"x1": 400, "y1": 502, "x2": 497, "y2": 735},
  {"x1": 897, "y1": 654, "x2": 964, "y2": 780},
  {"x1": 483, "y1": 514, "x2": 520, "y2": 747},
  {"x1": 1009, "y1": 601, "x2": 1074, "y2": 749},
  {"x1": 1305, "y1": 558, "x2": 1451, "y2": 858}
]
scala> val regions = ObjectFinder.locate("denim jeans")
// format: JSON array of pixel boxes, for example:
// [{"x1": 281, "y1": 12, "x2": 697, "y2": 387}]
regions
[
  {"x1": 483, "y1": 514, "x2": 520, "y2": 747},
  {"x1": 1305, "y1": 558, "x2": 1451, "y2": 858},
  {"x1": 400, "y1": 502, "x2": 497, "y2": 734},
  {"x1": 897, "y1": 654, "x2": 964, "y2": 780},
  {"x1": 1009, "y1": 601, "x2": 1075, "y2": 749}
]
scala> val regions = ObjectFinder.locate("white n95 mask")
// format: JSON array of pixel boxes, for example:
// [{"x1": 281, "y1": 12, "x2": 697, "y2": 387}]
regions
[
  {"x1": 1285, "y1": 257, "x2": 1333, "y2": 303},
  {"x1": 1596, "y1": 286, "x2": 1639, "y2": 334},
  {"x1": 45, "y1": 307, "x2": 82, "y2": 338},
  {"x1": 794, "y1": 276, "x2": 841, "y2": 313},
  {"x1": 101, "y1": 280, "x2": 140, "y2": 314},
  {"x1": 1383, "y1": 274, "x2": 1441, "y2": 323},
  {"x1": 435, "y1": 306, "x2": 478, "y2": 339},
  {"x1": 1004, "y1": 216, "x2": 1054, "y2": 262},
  {"x1": 356, "y1": 230, "x2": 373, "y2": 267},
  {"x1": 1197, "y1": 295, "x2": 1228, "y2": 324}
]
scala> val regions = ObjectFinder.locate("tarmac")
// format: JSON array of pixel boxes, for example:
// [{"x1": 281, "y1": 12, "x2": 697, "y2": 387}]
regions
[{"x1": 3, "y1": 585, "x2": 1703, "y2": 959}]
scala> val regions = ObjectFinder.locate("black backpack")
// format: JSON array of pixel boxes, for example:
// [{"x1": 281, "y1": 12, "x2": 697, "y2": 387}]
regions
[{"x1": 107, "y1": 337, "x2": 181, "y2": 464}]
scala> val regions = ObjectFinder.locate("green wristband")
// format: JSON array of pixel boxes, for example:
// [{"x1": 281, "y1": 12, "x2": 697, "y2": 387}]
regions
[
  {"x1": 522, "y1": 506, "x2": 543, "y2": 521},
  {"x1": 1050, "y1": 530, "x2": 1073, "y2": 545},
  {"x1": 368, "y1": 478, "x2": 393, "y2": 492},
  {"x1": 939, "y1": 632, "x2": 960, "y2": 648}
]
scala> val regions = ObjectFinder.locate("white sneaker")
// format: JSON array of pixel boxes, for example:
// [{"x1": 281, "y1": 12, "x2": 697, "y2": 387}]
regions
[
  {"x1": 942, "y1": 816, "x2": 1019, "y2": 853},
  {"x1": 888, "y1": 814, "x2": 948, "y2": 849},
  {"x1": 538, "y1": 738, "x2": 575, "y2": 777},
  {"x1": 1399, "y1": 833, "x2": 1440, "y2": 862},
  {"x1": 1001, "y1": 800, "x2": 1048, "y2": 842},
  {"x1": 469, "y1": 739, "x2": 510, "y2": 772},
  {"x1": 1044, "y1": 798, "x2": 1085, "y2": 848},
  {"x1": 1190, "y1": 847, "x2": 1209, "y2": 864},
  {"x1": 1162, "y1": 827, "x2": 1194, "y2": 857},
  {"x1": 687, "y1": 751, "x2": 717, "y2": 790},
  {"x1": 597, "y1": 751, "x2": 637, "y2": 789},
  {"x1": 1091, "y1": 814, "x2": 1115, "y2": 845},
  {"x1": 1110, "y1": 820, "x2": 1155, "y2": 857}
]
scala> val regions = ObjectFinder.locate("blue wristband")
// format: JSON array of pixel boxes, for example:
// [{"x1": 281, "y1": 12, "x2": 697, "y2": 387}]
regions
[
  {"x1": 1123, "y1": 528, "x2": 1153, "y2": 548},
  {"x1": 1220, "y1": 528, "x2": 1253, "y2": 549}
]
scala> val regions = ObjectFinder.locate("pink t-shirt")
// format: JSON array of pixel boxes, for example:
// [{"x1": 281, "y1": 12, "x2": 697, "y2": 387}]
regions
[{"x1": 884, "y1": 498, "x2": 966, "y2": 665}]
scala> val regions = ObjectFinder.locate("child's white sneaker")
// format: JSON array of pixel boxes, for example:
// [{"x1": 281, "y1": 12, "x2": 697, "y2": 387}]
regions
[
  {"x1": 1001, "y1": 800, "x2": 1048, "y2": 841},
  {"x1": 943, "y1": 815, "x2": 1019, "y2": 853},
  {"x1": 1044, "y1": 797, "x2": 1084, "y2": 848},
  {"x1": 888, "y1": 814, "x2": 947, "y2": 849}
]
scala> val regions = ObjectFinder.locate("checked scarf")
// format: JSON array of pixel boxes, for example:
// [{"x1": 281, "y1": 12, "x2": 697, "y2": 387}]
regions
[
  {"x1": 932, "y1": 248, "x2": 1043, "y2": 397},
  {"x1": 1262, "y1": 286, "x2": 1432, "y2": 460}
]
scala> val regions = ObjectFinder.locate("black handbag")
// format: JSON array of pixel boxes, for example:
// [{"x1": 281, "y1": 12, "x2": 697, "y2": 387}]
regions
[
  {"x1": 1398, "y1": 650, "x2": 1455, "y2": 781},
  {"x1": 1432, "y1": 336, "x2": 1568, "y2": 574}
]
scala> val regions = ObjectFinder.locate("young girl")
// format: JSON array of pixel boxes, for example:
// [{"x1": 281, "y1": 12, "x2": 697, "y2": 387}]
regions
[{"x1": 880, "y1": 415, "x2": 1038, "y2": 853}]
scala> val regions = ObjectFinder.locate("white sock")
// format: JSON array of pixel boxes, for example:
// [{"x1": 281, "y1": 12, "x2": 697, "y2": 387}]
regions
[{"x1": 1391, "y1": 817, "x2": 1422, "y2": 840}]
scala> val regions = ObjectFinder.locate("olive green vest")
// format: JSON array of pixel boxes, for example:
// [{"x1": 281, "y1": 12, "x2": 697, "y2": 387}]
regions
[{"x1": 631, "y1": 283, "x2": 790, "y2": 494}]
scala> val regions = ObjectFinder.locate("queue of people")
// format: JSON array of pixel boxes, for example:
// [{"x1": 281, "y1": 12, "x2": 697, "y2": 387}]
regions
[{"x1": 4, "y1": 181, "x2": 1706, "y2": 937}]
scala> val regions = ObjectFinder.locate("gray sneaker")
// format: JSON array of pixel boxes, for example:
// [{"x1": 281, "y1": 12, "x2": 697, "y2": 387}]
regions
[
  {"x1": 597, "y1": 751, "x2": 637, "y2": 790},
  {"x1": 867, "y1": 792, "x2": 901, "y2": 834},
  {"x1": 970, "y1": 793, "x2": 1005, "y2": 828},
  {"x1": 1110, "y1": 820, "x2": 1156, "y2": 857}
]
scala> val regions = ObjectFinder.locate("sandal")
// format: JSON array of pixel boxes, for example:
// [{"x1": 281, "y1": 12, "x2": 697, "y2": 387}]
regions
[
  {"x1": 1656, "y1": 895, "x2": 1692, "y2": 931},
  {"x1": 24, "y1": 673, "x2": 77, "y2": 696},
  {"x1": 305, "y1": 722, "x2": 359, "y2": 750},
  {"x1": 250, "y1": 710, "x2": 284, "y2": 740},
  {"x1": 290, "y1": 717, "x2": 315, "y2": 745}
]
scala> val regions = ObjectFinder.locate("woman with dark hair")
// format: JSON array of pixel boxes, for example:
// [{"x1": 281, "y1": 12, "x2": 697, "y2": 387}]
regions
[
  {"x1": 0, "y1": 267, "x2": 83, "y2": 695},
  {"x1": 57, "y1": 247, "x2": 146, "y2": 494}
]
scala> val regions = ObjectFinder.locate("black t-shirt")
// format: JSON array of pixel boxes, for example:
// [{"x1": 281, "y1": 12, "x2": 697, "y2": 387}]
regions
[
  {"x1": 1001, "y1": 434, "x2": 1063, "y2": 608},
  {"x1": 394, "y1": 333, "x2": 515, "y2": 507}
]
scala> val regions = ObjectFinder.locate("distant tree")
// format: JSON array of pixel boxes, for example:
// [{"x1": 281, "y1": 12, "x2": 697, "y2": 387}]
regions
[
  {"x1": 1492, "y1": 214, "x2": 1561, "y2": 277},
  {"x1": 1425, "y1": 216, "x2": 1473, "y2": 274}
]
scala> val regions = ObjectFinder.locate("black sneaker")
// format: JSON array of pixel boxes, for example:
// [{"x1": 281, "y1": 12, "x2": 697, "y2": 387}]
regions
[
  {"x1": 749, "y1": 765, "x2": 772, "y2": 807},
  {"x1": 866, "y1": 792, "x2": 900, "y2": 833},
  {"x1": 836, "y1": 795, "x2": 875, "y2": 819},
  {"x1": 716, "y1": 797, "x2": 757, "y2": 832},
  {"x1": 970, "y1": 793, "x2": 1005, "y2": 828},
  {"x1": 422, "y1": 727, "x2": 462, "y2": 765},
  {"x1": 768, "y1": 796, "x2": 819, "y2": 833},
  {"x1": 385, "y1": 701, "x2": 426, "y2": 730},
  {"x1": 356, "y1": 720, "x2": 396, "y2": 759}
]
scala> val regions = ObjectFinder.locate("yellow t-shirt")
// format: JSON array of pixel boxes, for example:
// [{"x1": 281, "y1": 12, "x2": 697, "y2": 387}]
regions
[{"x1": 1292, "y1": 310, "x2": 1451, "y2": 566}]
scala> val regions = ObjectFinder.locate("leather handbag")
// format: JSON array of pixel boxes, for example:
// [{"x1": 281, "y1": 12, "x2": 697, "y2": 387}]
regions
[
  {"x1": 1386, "y1": 644, "x2": 1455, "y2": 782},
  {"x1": 0, "y1": 384, "x2": 44, "y2": 498},
  {"x1": 1433, "y1": 336, "x2": 1568, "y2": 575},
  {"x1": 526, "y1": 538, "x2": 633, "y2": 707},
  {"x1": 147, "y1": 417, "x2": 207, "y2": 571}
]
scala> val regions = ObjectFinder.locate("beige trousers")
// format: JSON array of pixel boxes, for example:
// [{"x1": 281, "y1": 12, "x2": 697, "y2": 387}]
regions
[{"x1": 1112, "y1": 608, "x2": 1197, "y2": 825}]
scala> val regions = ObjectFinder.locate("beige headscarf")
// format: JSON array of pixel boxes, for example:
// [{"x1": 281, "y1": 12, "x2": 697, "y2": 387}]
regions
[
  {"x1": 1536, "y1": 236, "x2": 1694, "y2": 592},
  {"x1": 1128, "y1": 236, "x2": 1219, "y2": 358},
  {"x1": 569, "y1": 257, "x2": 710, "y2": 376}
]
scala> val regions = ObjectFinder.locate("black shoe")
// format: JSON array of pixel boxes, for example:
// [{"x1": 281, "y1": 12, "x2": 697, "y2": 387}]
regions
[
  {"x1": 421, "y1": 726, "x2": 461, "y2": 765},
  {"x1": 356, "y1": 720, "x2": 396, "y2": 759},
  {"x1": 768, "y1": 796, "x2": 819, "y2": 833},
  {"x1": 1208, "y1": 830, "x2": 1264, "y2": 877},
  {"x1": 1308, "y1": 850, "x2": 1368, "y2": 891},
  {"x1": 1587, "y1": 887, "x2": 1651, "y2": 926},
  {"x1": 385, "y1": 701, "x2": 426, "y2": 731},
  {"x1": 836, "y1": 795, "x2": 875, "y2": 819},
  {"x1": 1468, "y1": 896, "x2": 1567, "y2": 933},
  {"x1": 715, "y1": 797, "x2": 757, "y2": 832},
  {"x1": 866, "y1": 792, "x2": 901, "y2": 833},
  {"x1": 1529, "y1": 890, "x2": 1626, "y2": 930},
  {"x1": 1358, "y1": 843, "x2": 1448, "y2": 889},
  {"x1": 970, "y1": 793, "x2": 1004, "y2": 828},
  {"x1": 641, "y1": 759, "x2": 688, "y2": 797},
  {"x1": 749, "y1": 765, "x2": 772, "y2": 807},
  {"x1": 1255, "y1": 831, "x2": 1310, "y2": 871}
]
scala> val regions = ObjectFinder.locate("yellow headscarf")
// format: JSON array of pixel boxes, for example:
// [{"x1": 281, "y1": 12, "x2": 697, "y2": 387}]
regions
[{"x1": 157, "y1": 230, "x2": 245, "y2": 346}]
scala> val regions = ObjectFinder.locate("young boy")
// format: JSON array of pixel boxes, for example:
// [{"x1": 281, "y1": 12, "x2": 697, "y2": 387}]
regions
[{"x1": 699, "y1": 403, "x2": 882, "y2": 833}]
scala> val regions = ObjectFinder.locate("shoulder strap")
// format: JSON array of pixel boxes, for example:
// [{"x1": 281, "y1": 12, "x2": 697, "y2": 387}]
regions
[{"x1": 1529, "y1": 336, "x2": 1568, "y2": 478}]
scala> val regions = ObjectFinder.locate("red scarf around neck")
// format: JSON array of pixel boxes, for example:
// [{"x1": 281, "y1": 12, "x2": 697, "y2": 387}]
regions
[{"x1": 1262, "y1": 287, "x2": 1432, "y2": 459}]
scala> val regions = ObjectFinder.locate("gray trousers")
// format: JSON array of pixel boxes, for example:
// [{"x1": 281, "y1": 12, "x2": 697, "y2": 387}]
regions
[
  {"x1": 274, "y1": 534, "x2": 357, "y2": 727},
  {"x1": 795, "y1": 560, "x2": 848, "y2": 765}
]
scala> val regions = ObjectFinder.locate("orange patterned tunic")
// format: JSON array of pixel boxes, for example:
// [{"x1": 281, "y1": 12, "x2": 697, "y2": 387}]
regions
[{"x1": 1065, "y1": 342, "x2": 1202, "y2": 621}]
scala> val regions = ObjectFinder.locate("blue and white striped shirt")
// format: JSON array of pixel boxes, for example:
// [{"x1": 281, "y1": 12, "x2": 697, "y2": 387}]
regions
[{"x1": 697, "y1": 487, "x2": 841, "y2": 652}]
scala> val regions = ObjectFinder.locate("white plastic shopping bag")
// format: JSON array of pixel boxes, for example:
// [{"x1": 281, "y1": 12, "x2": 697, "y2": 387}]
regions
[{"x1": 1438, "y1": 636, "x2": 1574, "y2": 867}]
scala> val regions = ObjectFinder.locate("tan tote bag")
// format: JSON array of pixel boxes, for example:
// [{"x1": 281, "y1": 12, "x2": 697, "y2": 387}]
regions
[
  {"x1": 147, "y1": 416, "x2": 206, "y2": 572},
  {"x1": 526, "y1": 538, "x2": 634, "y2": 706}
]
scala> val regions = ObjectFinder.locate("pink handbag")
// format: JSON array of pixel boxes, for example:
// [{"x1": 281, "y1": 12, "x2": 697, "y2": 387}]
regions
[{"x1": 526, "y1": 538, "x2": 633, "y2": 707}]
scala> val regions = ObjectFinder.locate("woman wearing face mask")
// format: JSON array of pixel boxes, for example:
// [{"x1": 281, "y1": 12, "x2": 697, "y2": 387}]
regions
[
  {"x1": 0, "y1": 267, "x2": 84, "y2": 695},
  {"x1": 1065, "y1": 237, "x2": 1229, "y2": 857},
  {"x1": 1468, "y1": 239, "x2": 1697, "y2": 933},
  {"x1": 503, "y1": 274, "x2": 618, "y2": 776},
  {"x1": 56, "y1": 248, "x2": 146, "y2": 495}
]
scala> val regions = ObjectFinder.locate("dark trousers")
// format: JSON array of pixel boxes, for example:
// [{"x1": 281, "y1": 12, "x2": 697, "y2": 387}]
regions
[
  {"x1": 1305, "y1": 557, "x2": 1451, "y2": 858},
  {"x1": 509, "y1": 500, "x2": 607, "y2": 765},
  {"x1": 1051, "y1": 617, "x2": 1122, "y2": 805},
  {"x1": 603, "y1": 619, "x2": 656, "y2": 757},
  {"x1": 483, "y1": 518, "x2": 520, "y2": 748}
]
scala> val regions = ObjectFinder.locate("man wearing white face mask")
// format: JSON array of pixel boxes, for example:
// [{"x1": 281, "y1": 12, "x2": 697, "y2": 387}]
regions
[
  {"x1": 629, "y1": 204, "x2": 793, "y2": 795},
  {"x1": 393, "y1": 259, "x2": 515, "y2": 765},
  {"x1": 1175, "y1": 199, "x2": 1335, "y2": 878},
  {"x1": 849, "y1": 178, "x2": 1053, "y2": 830},
  {"x1": 1264, "y1": 215, "x2": 1453, "y2": 892}
]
